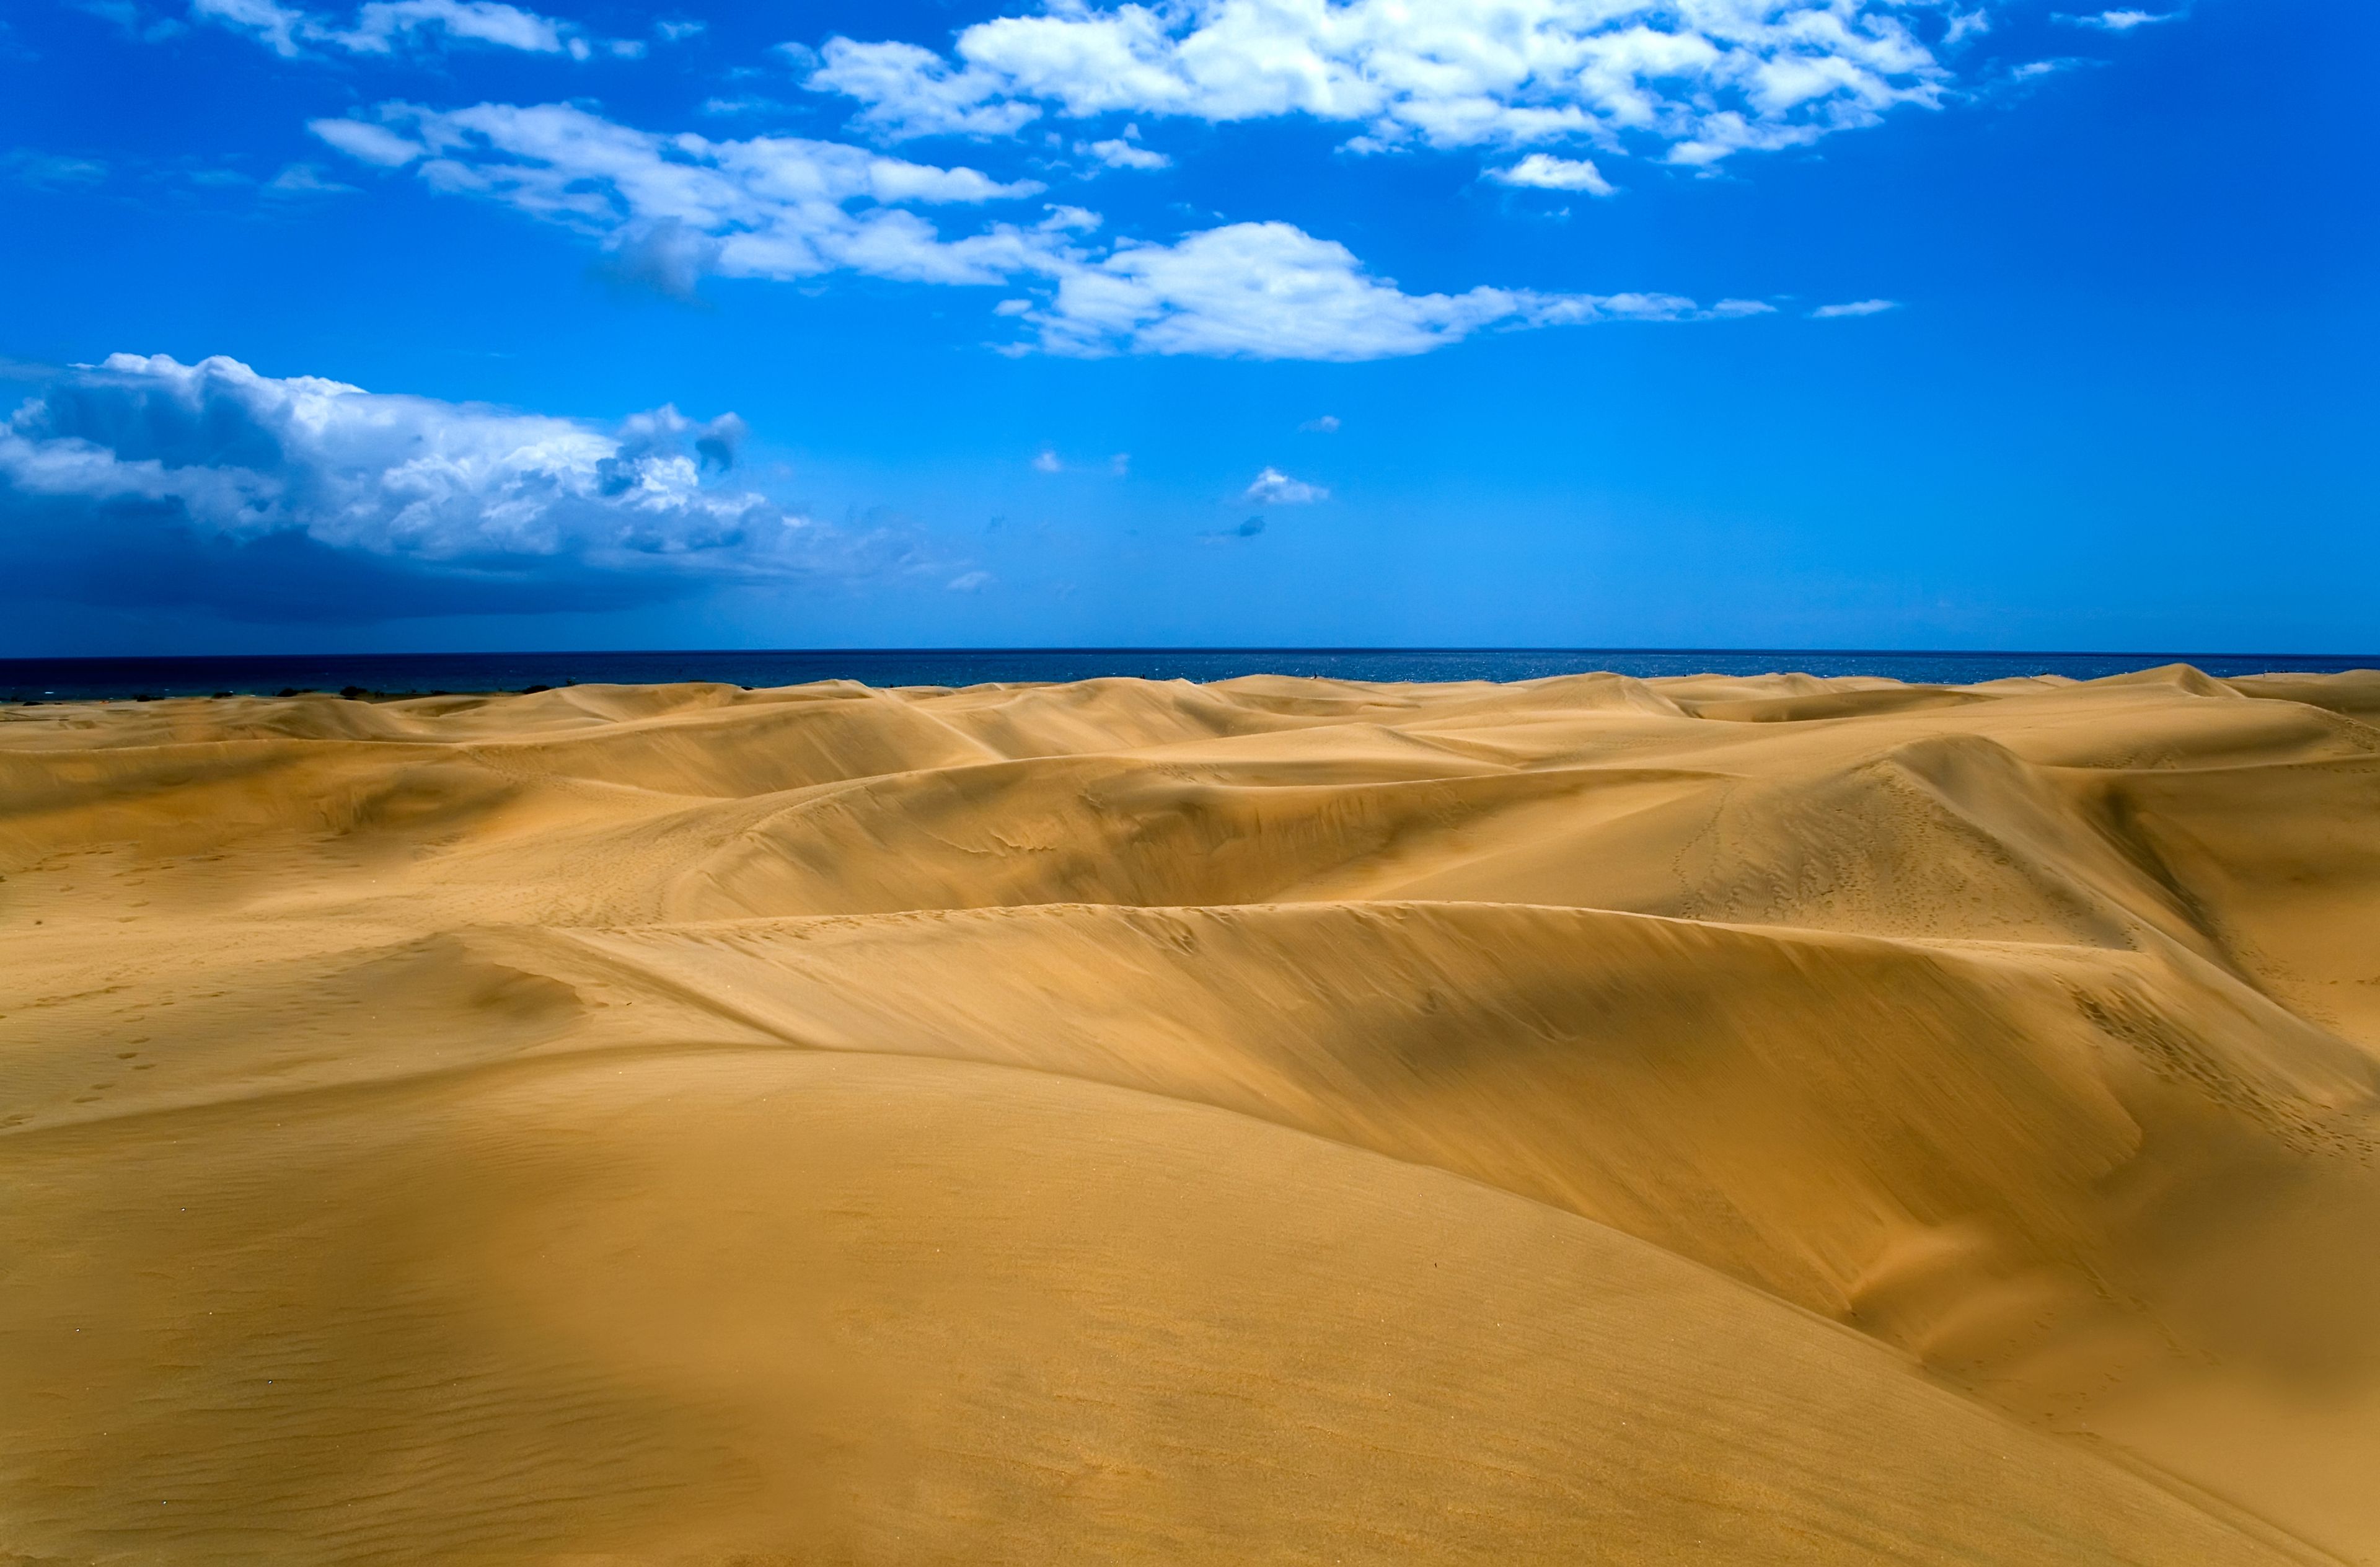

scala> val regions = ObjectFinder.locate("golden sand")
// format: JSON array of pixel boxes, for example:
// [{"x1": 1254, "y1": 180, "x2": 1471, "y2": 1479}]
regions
[{"x1": 3, "y1": 665, "x2": 2377, "y2": 1564}]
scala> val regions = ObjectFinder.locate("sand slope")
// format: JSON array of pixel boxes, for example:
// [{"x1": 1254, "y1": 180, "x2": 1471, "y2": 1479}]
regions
[{"x1": 3, "y1": 667, "x2": 2378, "y2": 1564}]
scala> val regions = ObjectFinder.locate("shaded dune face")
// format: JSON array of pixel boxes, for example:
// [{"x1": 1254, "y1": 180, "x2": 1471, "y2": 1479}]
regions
[{"x1": 2, "y1": 667, "x2": 2378, "y2": 1565}]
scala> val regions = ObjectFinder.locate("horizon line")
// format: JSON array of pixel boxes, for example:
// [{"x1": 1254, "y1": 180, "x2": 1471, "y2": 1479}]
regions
[{"x1": 5, "y1": 646, "x2": 2378, "y2": 664}]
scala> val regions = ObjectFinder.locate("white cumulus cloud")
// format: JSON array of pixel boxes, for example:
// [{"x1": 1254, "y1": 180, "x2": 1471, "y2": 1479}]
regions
[
  {"x1": 1079, "y1": 136, "x2": 1172, "y2": 171},
  {"x1": 806, "y1": 0, "x2": 1975, "y2": 169},
  {"x1": 1492, "y1": 152, "x2": 1615, "y2": 195},
  {"x1": 803, "y1": 38, "x2": 1042, "y2": 138},
  {"x1": 1020, "y1": 221, "x2": 1748, "y2": 360},
  {"x1": 1243, "y1": 466, "x2": 1327, "y2": 505}
]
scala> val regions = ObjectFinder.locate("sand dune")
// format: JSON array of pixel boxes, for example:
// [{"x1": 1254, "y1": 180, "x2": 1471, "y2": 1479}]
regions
[{"x1": 4, "y1": 667, "x2": 2378, "y2": 1564}]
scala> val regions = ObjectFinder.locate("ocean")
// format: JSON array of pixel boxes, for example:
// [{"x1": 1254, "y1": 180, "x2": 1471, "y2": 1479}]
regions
[{"x1": 1, "y1": 648, "x2": 2373, "y2": 703}]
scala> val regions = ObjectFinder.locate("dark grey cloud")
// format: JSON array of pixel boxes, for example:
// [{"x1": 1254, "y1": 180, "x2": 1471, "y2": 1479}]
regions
[
  {"x1": 1199, "y1": 516, "x2": 1265, "y2": 544},
  {"x1": 0, "y1": 352, "x2": 863, "y2": 622},
  {"x1": 599, "y1": 219, "x2": 727, "y2": 302}
]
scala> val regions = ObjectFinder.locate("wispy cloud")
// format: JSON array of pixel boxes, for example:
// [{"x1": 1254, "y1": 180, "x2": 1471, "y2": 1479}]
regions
[
  {"x1": 2056, "y1": 9, "x2": 2185, "y2": 31},
  {"x1": 312, "y1": 102, "x2": 1779, "y2": 363},
  {"x1": 263, "y1": 162, "x2": 356, "y2": 196},
  {"x1": 1300, "y1": 415, "x2": 1341, "y2": 433},
  {"x1": 72, "y1": 0, "x2": 188, "y2": 43},
  {"x1": 699, "y1": 96, "x2": 796, "y2": 121},
  {"x1": 1810, "y1": 298, "x2": 1900, "y2": 318},
  {"x1": 7, "y1": 146, "x2": 370, "y2": 203},
  {"x1": 192, "y1": 0, "x2": 641, "y2": 61},
  {"x1": 311, "y1": 102, "x2": 1049, "y2": 288},
  {"x1": 4, "y1": 149, "x2": 108, "y2": 189}
]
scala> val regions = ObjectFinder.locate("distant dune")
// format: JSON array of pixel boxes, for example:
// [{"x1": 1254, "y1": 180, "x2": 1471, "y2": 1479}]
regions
[{"x1": 4, "y1": 666, "x2": 2378, "y2": 1565}]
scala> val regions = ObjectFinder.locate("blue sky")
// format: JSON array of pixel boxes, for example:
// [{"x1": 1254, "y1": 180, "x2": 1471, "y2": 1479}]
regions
[{"x1": 0, "y1": 0, "x2": 2371, "y2": 653}]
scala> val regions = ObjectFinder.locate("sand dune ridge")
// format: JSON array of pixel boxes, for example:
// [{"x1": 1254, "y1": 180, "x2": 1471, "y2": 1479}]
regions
[{"x1": 4, "y1": 666, "x2": 2378, "y2": 1563}]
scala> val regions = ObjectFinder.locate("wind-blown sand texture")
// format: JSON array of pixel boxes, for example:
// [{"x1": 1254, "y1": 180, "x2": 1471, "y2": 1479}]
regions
[{"x1": 4, "y1": 664, "x2": 2379, "y2": 1566}]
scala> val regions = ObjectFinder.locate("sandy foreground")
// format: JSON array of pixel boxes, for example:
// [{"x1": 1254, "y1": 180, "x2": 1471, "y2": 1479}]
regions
[{"x1": 2, "y1": 664, "x2": 2378, "y2": 1565}]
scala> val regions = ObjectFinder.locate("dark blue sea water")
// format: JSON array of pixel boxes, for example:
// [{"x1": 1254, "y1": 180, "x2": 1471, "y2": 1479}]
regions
[{"x1": 1, "y1": 648, "x2": 2372, "y2": 702}]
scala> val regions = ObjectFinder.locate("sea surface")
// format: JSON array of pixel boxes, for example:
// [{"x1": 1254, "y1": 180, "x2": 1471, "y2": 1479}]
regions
[{"x1": 1, "y1": 648, "x2": 2373, "y2": 703}]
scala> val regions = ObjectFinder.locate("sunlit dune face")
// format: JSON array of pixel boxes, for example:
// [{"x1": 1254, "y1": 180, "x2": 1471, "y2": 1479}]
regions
[{"x1": 4, "y1": 667, "x2": 2378, "y2": 1564}]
